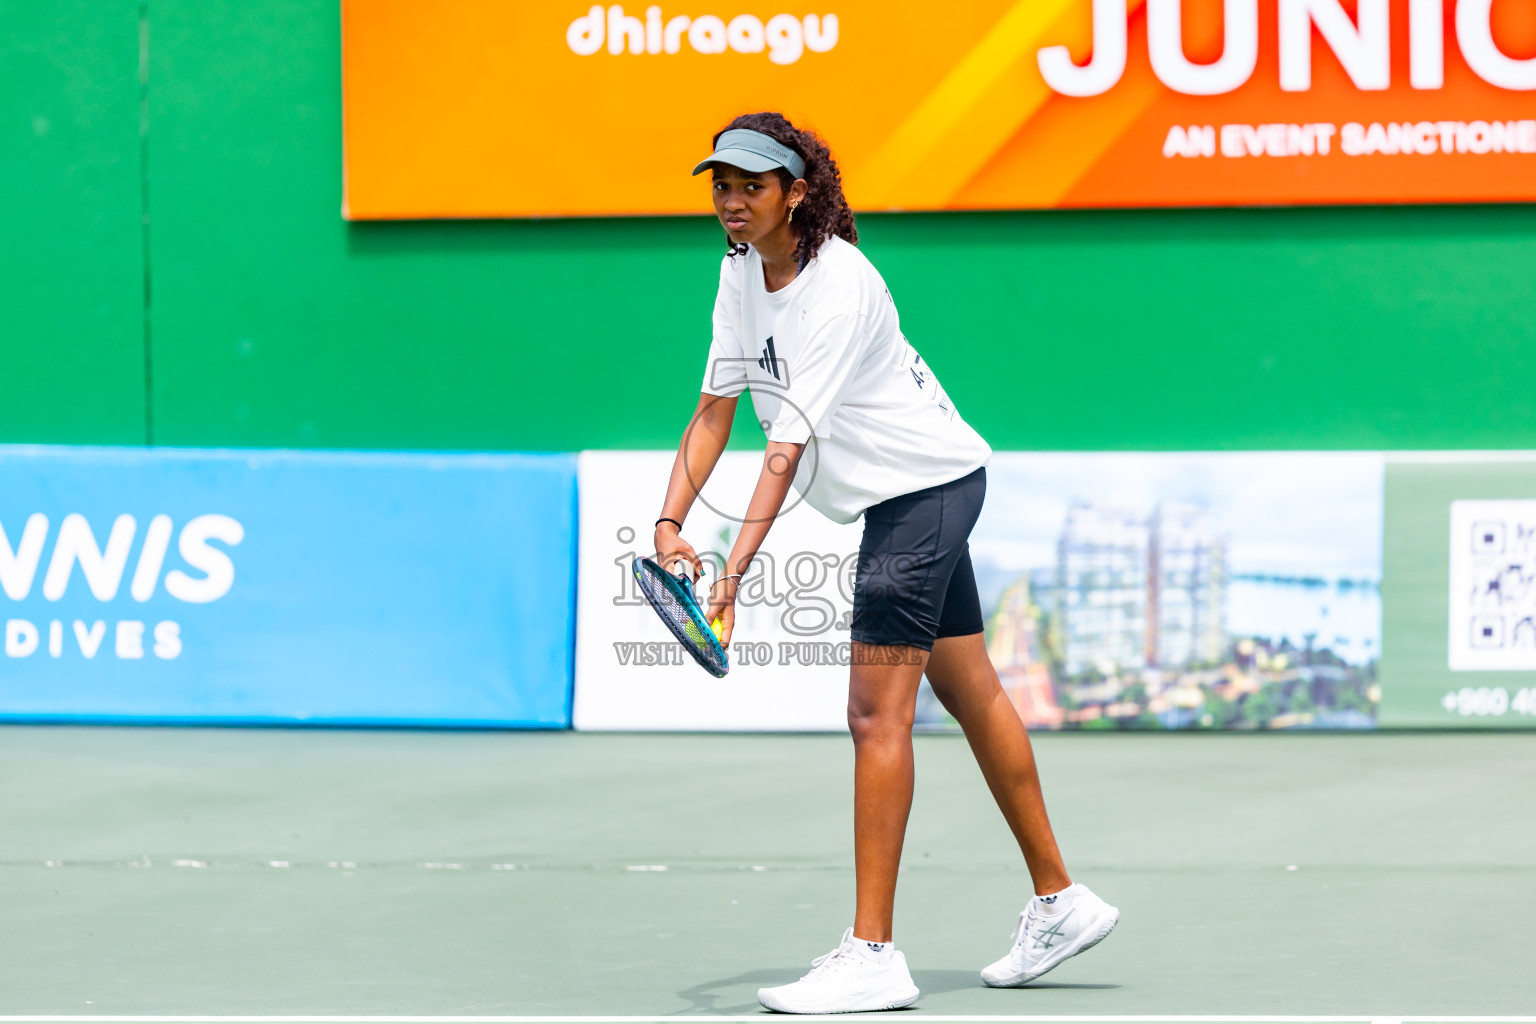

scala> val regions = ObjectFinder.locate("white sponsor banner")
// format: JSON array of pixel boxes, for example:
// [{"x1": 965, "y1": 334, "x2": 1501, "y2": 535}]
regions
[
  {"x1": 573, "y1": 450, "x2": 862, "y2": 731},
  {"x1": 577, "y1": 450, "x2": 1389, "y2": 732},
  {"x1": 1448, "y1": 500, "x2": 1536, "y2": 671}
]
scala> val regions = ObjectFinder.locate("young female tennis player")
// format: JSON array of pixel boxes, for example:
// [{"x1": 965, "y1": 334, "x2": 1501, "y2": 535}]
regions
[{"x1": 653, "y1": 112, "x2": 1118, "y2": 1014}]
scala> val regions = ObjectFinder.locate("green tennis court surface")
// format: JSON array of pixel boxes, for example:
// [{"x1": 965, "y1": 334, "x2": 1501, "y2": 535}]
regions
[{"x1": 3, "y1": 728, "x2": 1533, "y2": 1020}]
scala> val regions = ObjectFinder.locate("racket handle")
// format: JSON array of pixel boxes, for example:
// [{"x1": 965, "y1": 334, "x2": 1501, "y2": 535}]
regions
[{"x1": 668, "y1": 555, "x2": 697, "y2": 582}]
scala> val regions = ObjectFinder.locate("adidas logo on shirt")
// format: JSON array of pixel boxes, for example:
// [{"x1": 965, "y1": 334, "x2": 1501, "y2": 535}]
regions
[{"x1": 757, "y1": 336, "x2": 782, "y2": 380}]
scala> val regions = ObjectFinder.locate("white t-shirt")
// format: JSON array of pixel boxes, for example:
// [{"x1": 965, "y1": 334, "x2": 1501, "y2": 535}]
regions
[{"x1": 700, "y1": 235, "x2": 992, "y2": 524}]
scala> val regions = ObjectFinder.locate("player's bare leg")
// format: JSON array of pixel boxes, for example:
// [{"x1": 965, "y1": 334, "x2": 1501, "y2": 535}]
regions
[
  {"x1": 926, "y1": 631, "x2": 1118, "y2": 986},
  {"x1": 756, "y1": 640, "x2": 926, "y2": 1013},
  {"x1": 925, "y1": 632, "x2": 1070, "y2": 893},
  {"x1": 846, "y1": 641, "x2": 928, "y2": 943}
]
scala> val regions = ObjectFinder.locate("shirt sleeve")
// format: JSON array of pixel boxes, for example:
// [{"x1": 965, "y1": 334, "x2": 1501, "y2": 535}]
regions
[
  {"x1": 767, "y1": 311, "x2": 867, "y2": 444},
  {"x1": 701, "y1": 259, "x2": 749, "y2": 397}
]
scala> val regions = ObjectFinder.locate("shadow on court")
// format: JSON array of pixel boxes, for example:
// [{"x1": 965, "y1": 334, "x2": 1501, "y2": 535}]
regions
[
  {"x1": 676, "y1": 968, "x2": 802, "y2": 1014},
  {"x1": 910, "y1": 970, "x2": 1120, "y2": 995},
  {"x1": 675, "y1": 967, "x2": 1119, "y2": 1013}
]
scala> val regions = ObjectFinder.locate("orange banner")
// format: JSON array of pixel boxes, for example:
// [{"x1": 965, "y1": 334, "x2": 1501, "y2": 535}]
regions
[{"x1": 341, "y1": 0, "x2": 1536, "y2": 218}]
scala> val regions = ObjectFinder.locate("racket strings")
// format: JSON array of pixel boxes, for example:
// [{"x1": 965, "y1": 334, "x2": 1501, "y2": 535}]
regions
[{"x1": 634, "y1": 558, "x2": 728, "y2": 677}]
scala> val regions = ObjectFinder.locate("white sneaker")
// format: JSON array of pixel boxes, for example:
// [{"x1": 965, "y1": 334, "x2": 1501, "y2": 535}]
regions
[
  {"x1": 980, "y1": 882, "x2": 1119, "y2": 987},
  {"x1": 758, "y1": 927, "x2": 920, "y2": 1013}
]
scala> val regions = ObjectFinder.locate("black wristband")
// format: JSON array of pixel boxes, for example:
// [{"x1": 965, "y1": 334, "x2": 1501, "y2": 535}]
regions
[{"x1": 655, "y1": 517, "x2": 684, "y2": 532}]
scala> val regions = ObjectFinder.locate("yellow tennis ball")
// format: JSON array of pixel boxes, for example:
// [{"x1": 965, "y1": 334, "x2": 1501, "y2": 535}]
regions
[{"x1": 711, "y1": 617, "x2": 724, "y2": 638}]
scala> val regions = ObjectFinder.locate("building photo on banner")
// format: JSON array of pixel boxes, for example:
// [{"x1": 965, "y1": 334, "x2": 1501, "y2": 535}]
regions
[{"x1": 342, "y1": 0, "x2": 1536, "y2": 216}]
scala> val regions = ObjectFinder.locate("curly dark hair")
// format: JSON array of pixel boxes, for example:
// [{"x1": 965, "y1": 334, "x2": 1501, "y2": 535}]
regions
[{"x1": 712, "y1": 112, "x2": 857, "y2": 268}]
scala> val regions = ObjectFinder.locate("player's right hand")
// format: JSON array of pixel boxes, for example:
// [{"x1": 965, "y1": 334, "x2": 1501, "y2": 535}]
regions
[{"x1": 654, "y1": 524, "x2": 702, "y2": 580}]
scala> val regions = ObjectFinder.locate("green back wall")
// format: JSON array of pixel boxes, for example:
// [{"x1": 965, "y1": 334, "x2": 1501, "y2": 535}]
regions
[
  {"x1": 5, "y1": 0, "x2": 1536, "y2": 452},
  {"x1": 0, "y1": 0, "x2": 146, "y2": 444}
]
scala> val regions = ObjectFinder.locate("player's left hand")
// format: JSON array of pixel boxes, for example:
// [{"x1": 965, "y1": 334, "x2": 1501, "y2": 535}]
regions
[{"x1": 705, "y1": 579, "x2": 737, "y2": 648}]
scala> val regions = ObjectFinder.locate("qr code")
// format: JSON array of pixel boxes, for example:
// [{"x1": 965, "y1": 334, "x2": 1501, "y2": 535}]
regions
[{"x1": 1448, "y1": 500, "x2": 1536, "y2": 671}]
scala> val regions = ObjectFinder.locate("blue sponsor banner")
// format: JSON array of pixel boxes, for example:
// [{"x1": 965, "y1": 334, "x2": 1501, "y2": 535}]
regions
[{"x1": 0, "y1": 446, "x2": 575, "y2": 727}]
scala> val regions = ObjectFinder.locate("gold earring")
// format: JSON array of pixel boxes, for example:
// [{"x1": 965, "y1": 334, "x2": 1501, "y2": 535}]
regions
[{"x1": 788, "y1": 204, "x2": 798, "y2": 223}]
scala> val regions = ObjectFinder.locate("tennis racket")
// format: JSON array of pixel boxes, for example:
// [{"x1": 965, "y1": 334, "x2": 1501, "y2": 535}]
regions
[{"x1": 632, "y1": 555, "x2": 729, "y2": 677}]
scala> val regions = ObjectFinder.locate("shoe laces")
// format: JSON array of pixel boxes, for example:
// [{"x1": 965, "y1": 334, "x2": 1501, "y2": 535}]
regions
[
  {"x1": 1010, "y1": 906, "x2": 1031, "y2": 945},
  {"x1": 804, "y1": 927, "x2": 858, "y2": 979},
  {"x1": 1011, "y1": 901, "x2": 1046, "y2": 955}
]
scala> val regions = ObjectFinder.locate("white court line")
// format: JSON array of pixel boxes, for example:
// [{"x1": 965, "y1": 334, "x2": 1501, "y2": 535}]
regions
[{"x1": 3, "y1": 1017, "x2": 1534, "y2": 1023}]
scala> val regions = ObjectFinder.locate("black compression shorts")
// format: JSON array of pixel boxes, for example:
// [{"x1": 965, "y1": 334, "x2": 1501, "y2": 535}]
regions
[{"x1": 850, "y1": 465, "x2": 987, "y2": 651}]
